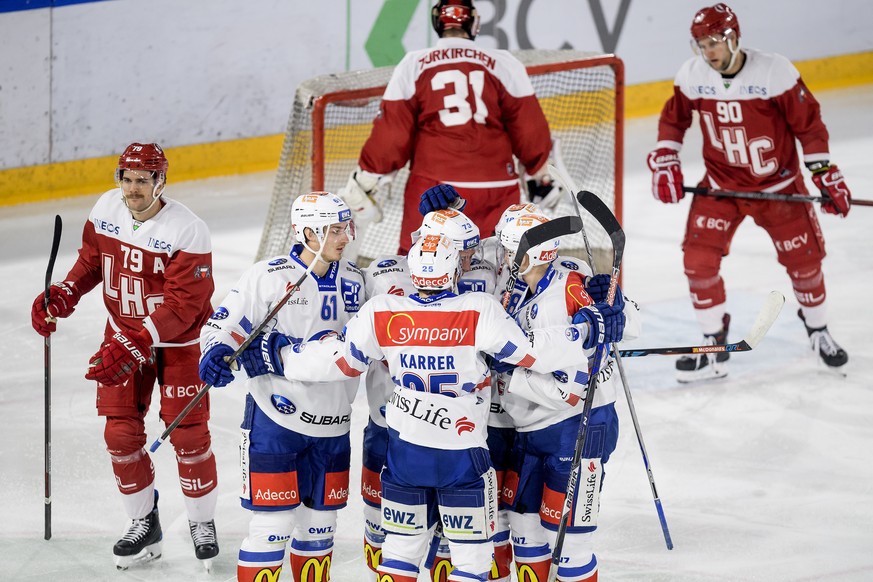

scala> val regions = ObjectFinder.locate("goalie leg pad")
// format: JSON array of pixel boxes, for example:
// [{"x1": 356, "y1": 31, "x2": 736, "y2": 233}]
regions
[{"x1": 238, "y1": 509, "x2": 293, "y2": 582}]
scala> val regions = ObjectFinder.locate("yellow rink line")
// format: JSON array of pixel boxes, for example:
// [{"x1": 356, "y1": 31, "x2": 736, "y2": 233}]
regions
[{"x1": 2, "y1": 50, "x2": 871, "y2": 207}]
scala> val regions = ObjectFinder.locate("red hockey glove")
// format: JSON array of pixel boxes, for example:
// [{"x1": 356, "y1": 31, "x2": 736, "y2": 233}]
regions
[
  {"x1": 85, "y1": 329, "x2": 153, "y2": 385},
  {"x1": 647, "y1": 148, "x2": 685, "y2": 203},
  {"x1": 810, "y1": 163, "x2": 851, "y2": 217},
  {"x1": 31, "y1": 281, "x2": 80, "y2": 337}
]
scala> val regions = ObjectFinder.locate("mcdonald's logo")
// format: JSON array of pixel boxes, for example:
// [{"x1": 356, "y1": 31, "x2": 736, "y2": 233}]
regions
[
  {"x1": 432, "y1": 557, "x2": 453, "y2": 581},
  {"x1": 364, "y1": 543, "x2": 382, "y2": 571},
  {"x1": 517, "y1": 563, "x2": 542, "y2": 582},
  {"x1": 299, "y1": 555, "x2": 331, "y2": 581},
  {"x1": 252, "y1": 566, "x2": 282, "y2": 582}
]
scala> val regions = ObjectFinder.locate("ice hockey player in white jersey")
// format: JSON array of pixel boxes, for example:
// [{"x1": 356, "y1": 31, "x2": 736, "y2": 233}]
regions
[
  {"x1": 253, "y1": 232, "x2": 625, "y2": 582},
  {"x1": 496, "y1": 212, "x2": 640, "y2": 582},
  {"x1": 198, "y1": 192, "x2": 364, "y2": 582},
  {"x1": 360, "y1": 203, "x2": 493, "y2": 579}
]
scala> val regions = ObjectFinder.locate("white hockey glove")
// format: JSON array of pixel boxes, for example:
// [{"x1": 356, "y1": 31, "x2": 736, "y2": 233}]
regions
[
  {"x1": 338, "y1": 167, "x2": 384, "y2": 225},
  {"x1": 524, "y1": 165, "x2": 563, "y2": 213}
]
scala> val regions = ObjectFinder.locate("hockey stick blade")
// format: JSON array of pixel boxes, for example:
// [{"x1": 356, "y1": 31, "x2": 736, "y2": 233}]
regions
[{"x1": 616, "y1": 291, "x2": 785, "y2": 358}]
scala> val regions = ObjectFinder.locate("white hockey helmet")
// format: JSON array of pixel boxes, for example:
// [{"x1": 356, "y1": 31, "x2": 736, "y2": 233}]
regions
[
  {"x1": 407, "y1": 233, "x2": 460, "y2": 292},
  {"x1": 291, "y1": 191, "x2": 355, "y2": 245},
  {"x1": 494, "y1": 202, "x2": 543, "y2": 239},
  {"x1": 411, "y1": 208, "x2": 480, "y2": 251},
  {"x1": 499, "y1": 212, "x2": 559, "y2": 274}
]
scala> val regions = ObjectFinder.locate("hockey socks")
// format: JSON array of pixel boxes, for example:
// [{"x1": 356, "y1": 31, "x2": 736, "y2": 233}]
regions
[{"x1": 290, "y1": 538, "x2": 333, "y2": 582}]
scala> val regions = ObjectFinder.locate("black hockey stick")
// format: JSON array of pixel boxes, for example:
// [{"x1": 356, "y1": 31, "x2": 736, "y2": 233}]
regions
[
  {"x1": 615, "y1": 291, "x2": 785, "y2": 358},
  {"x1": 501, "y1": 215, "x2": 583, "y2": 309},
  {"x1": 43, "y1": 214, "x2": 62, "y2": 541},
  {"x1": 550, "y1": 161, "x2": 675, "y2": 550},
  {"x1": 150, "y1": 258, "x2": 319, "y2": 452},
  {"x1": 683, "y1": 186, "x2": 873, "y2": 207},
  {"x1": 548, "y1": 191, "x2": 624, "y2": 582}
]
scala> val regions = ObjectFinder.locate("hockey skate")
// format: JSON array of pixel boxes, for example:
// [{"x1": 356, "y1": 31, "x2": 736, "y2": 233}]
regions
[
  {"x1": 189, "y1": 519, "x2": 219, "y2": 572},
  {"x1": 113, "y1": 490, "x2": 162, "y2": 570},
  {"x1": 798, "y1": 309, "x2": 848, "y2": 373},
  {"x1": 676, "y1": 314, "x2": 731, "y2": 383}
]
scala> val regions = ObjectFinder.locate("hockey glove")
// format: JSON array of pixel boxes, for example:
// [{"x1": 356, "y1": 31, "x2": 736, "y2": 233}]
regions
[
  {"x1": 573, "y1": 302, "x2": 626, "y2": 348},
  {"x1": 647, "y1": 148, "x2": 685, "y2": 203},
  {"x1": 31, "y1": 281, "x2": 81, "y2": 337},
  {"x1": 235, "y1": 335, "x2": 268, "y2": 378},
  {"x1": 86, "y1": 329, "x2": 152, "y2": 385},
  {"x1": 584, "y1": 274, "x2": 626, "y2": 313},
  {"x1": 418, "y1": 183, "x2": 466, "y2": 215},
  {"x1": 338, "y1": 168, "x2": 383, "y2": 224},
  {"x1": 809, "y1": 162, "x2": 851, "y2": 217},
  {"x1": 260, "y1": 330, "x2": 293, "y2": 377},
  {"x1": 525, "y1": 173, "x2": 562, "y2": 212},
  {"x1": 198, "y1": 343, "x2": 236, "y2": 387}
]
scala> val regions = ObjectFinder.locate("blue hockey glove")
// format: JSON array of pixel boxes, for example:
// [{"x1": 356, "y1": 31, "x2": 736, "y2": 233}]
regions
[
  {"x1": 573, "y1": 302, "x2": 626, "y2": 348},
  {"x1": 418, "y1": 184, "x2": 466, "y2": 215},
  {"x1": 199, "y1": 343, "x2": 235, "y2": 387},
  {"x1": 236, "y1": 335, "x2": 268, "y2": 378},
  {"x1": 261, "y1": 330, "x2": 293, "y2": 377},
  {"x1": 584, "y1": 275, "x2": 625, "y2": 312}
]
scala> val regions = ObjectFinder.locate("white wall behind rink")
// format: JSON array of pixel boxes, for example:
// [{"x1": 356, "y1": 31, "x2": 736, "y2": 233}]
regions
[{"x1": 1, "y1": 0, "x2": 870, "y2": 169}]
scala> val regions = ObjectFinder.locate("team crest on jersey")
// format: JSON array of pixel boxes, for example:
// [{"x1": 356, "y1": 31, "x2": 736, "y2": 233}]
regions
[
  {"x1": 341, "y1": 278, "x2": 362, "y2": 313},
  {"x1": 561, "y1": 260, "x2": 579, "y2": 271},
  {"x1": 210, "y1": 307, "x2": 229, "y2": 320},
  {"x1": 268, "y1": 258, "x2": 288, "y2": 266},
  {"x1": 194, "y1": 265, "x2": 211, "y2": 279},
  {"x1": 529, "y1": 304, "x2": 538, "y2": 319},
  {"x1": 565, "y1": 327, "x2": 581, "y2": 342},
  {"x1": 377, "y1": 259, "x2": 397, "y2": 268},
  {"x1": 271, "y1": 395, "x2": 296, "y2": 415}
]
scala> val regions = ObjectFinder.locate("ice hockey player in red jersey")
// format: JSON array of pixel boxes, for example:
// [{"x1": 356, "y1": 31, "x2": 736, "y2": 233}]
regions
[
  {"x1": 30, "y1": 143, "x2": 219, "y2": 570},
  {"x1": 647, "y1": 3, "x2": 851, "y2": 381},
  {"x1": 339, "y1": 0, "x2": 556, "y2": 256}
]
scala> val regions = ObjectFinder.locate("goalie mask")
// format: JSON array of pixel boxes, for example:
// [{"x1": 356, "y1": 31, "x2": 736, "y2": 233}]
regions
[
  {"x1": 115, "y1": 142, "x2": 169, "y2": 215},
  {"x1": 690, "y1": 4, "x2": 741, "y2": 70},
  {"x1": 408, "y1": 233, "x2": 461, "y2": 292},
  {"x1": 291, "y1": 192, "x2": 356, "y2": 251},
  {"x1": 431, "y1": 0, "x2": 480, "y2": 39},
  {"x1": 500, "y1": 213, "x2": 559, "y2": 276}
]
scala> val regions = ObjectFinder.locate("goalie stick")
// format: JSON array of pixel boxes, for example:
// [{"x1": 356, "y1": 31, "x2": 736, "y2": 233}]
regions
[
  {"x1": 550, "y1": 161, "x2": 675, "y2": 551},
  {"x1": 683, "y1": 186, "x2": 873, "y2": 207},
  {"x1": 43, "y1": 214, "x2": 62, "y2": 541},
  {"x1": 501, "y1": 215, "x2": 583, "y2": 309},
  {"x1": 150, "y1": 250, "x2": 323, "y2": 453},
  {"x1": 616, "y1": 290, "x2": 785, "y2": 358},
  {"x1": 548, "y1": 191, "x2": 624, "y2": 582}
]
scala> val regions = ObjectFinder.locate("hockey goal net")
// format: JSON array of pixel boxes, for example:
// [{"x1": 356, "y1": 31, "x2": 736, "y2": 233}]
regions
[{"x1": 257, "y1": 50, "x2": 623, "y2": 271}]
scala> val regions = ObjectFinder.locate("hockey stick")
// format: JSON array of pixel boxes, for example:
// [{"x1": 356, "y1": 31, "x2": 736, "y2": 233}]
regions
[
  {"x1": 502, "y1": 215, "x2": 583, "y2": 309},
  {"x1": 43, "y1": 214, "x2": 62, "y2": 541},
  {"x1": 683, "y1": 186, "x2": 873, "y2": 207},
  {"x1": 548, "y1": 191, "x2": 625, "y2": 582},
  {"x1": 550, "y1": 162, "x2": 675, "y2": 550},
  {"x1": 615, "y1": 290, "x2": 785, "y2": 358},
  {"x1": 149, "y1": 254, "x2": 321, "y2": 453}
]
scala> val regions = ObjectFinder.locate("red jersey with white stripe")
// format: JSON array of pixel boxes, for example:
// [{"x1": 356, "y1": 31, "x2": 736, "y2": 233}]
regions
[
  {"x1": 64, "y1": 189, "x2": 213, "y2": 346},
  {"x1": 359, "y1": 37, "x2": 552, "y2": 186},
  {"x1": 657, "y1": 48, "x2": 830, "y2": 193}
]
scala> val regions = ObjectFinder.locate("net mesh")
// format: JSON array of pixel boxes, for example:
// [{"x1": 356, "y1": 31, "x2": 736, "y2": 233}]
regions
[{"x1": 257, "y1": 50, "x2": 622, "y2": 272}]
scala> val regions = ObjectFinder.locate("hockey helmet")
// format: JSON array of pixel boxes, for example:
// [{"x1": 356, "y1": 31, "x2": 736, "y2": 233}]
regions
[
  {"x1": 116, "y1": 142, "x2": 168, "y2": 183},
  {"x1": 408, "y1": 233, "x2": 460, "y2": 292},
  {"x1": 494, "y1": 203, "x2": 543, "y2": 239},
  {"x1": 431, "y1": 0, "x2": 480, "y2": 39},
  {"x1": 691, "y1": 3, "x2": 740, "y2": 42},
  {"x1": 412, "y1": 209, "x2": 480, "y2": 251},
  {"x1": 499, "y1": 213, "x2": 559, "y2": 275},
  {"x1": 291, "y1": 192, "x2": 355, "y2": 246}
]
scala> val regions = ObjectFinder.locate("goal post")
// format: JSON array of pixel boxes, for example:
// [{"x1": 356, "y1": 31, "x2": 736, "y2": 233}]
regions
[{"x1": 257, "y1": 50, "x2": 624, "y2": 272}]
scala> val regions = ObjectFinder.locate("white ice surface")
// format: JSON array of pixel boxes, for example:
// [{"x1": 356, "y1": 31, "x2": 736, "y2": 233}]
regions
[{"x1": 2, "y1": 86, "x2": 872, "y2": 581}]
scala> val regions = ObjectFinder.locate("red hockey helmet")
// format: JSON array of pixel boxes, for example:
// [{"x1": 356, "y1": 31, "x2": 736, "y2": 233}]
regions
[
  {"x1": 690, "y1": 3, "x2": 740, "y2": 42},
  {"x1": 116, "y1": 142, "x2": 168, "y2": 182},
  {"x1": 431, "y1": 0, "x2": 480, "y2": 40}
]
